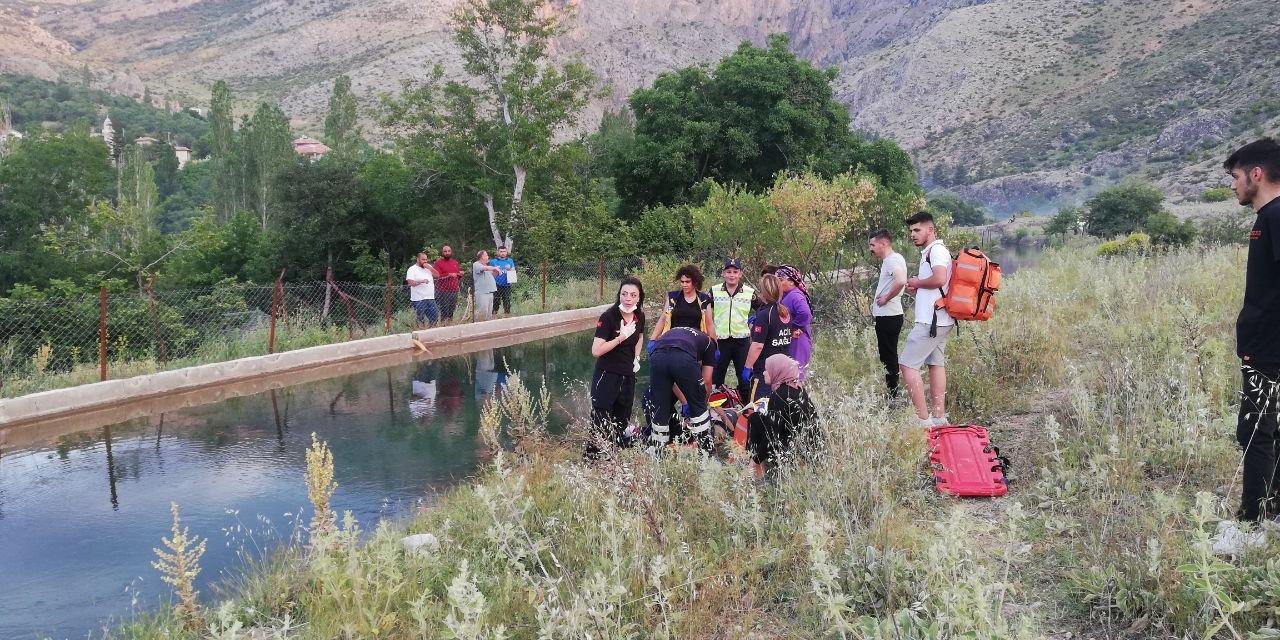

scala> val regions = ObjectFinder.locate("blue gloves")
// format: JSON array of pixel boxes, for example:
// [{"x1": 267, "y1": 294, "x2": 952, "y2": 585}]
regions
[
  {"x1": 747, "y1": 314, "x2": 756, "y2": 327},
  {"x1": 681, "y1": 404, "x2": 690, "y2": 417},
  {"x1": 741, "y1": 366, "x2": 753, "y2": 383},
  {"x1": 646, "y1": 340, "x2": 656, "y2": 354},
  {"x1": 714, "y1": 348, "x2": 720, "y2": 364}
]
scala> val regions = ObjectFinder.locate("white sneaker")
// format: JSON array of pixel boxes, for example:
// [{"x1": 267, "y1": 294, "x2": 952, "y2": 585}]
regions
[
  {"x1": 918, "y1": 417, "x2": 934, "y2": 428},
  {"x1": 1211, "y1": 520, "x2": 1268, "y2": 556},
  {"x1": 929, "y1": 416, "x2": 950, "y2": 427}
]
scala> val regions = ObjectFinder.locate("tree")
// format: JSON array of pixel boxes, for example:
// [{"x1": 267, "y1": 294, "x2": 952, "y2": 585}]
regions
[
  {"x1": 521, "y1": 177, "x2": 626, "y2": 263},
  {"x1": 324, "y1": 75, "x2": 360, "y2": 158},
  {"x1": 614, "y1": 34, "x2": 872, "y2": 210},
  {"x1": 152, "y1": 141, "x2": 180, "y2": 199},
  {"x1": 0, "y1": 126, "x2": 112, "y2": 291},
  {"x1": 243, "y1": 102, "x2": 293, "y2": 229},
  {"x1": 209, "y1": 80, "x2": 240, "y2": 220},
  {"x1": 381, "y1": 0, "x2": 597, "y2": 250},
  {"x1": 1144, "y1": 210, "x2": 1197, "y2": 246},
  {"x1": 928, "y1": 192, "x2": 989, "y2": 227},
  {"x1": 1085, "y1": 181, "x2": 1164, "y2": 237},
  {"x1": 1045, "y1": 206, "x2": 1083, "y2": 238},
  {"x1": 271, "y1": 157, "x2": 364, "y2": 280}
]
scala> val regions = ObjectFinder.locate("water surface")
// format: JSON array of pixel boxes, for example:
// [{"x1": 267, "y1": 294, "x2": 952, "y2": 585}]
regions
[{"x1": 0, "y1": 331, "x2": 605, "y2": 640}]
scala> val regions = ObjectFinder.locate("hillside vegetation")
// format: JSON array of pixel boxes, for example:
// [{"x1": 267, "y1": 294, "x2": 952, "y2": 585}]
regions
[{"x1": 0, "y1": 0, "x2": 1277, "y2": 210}]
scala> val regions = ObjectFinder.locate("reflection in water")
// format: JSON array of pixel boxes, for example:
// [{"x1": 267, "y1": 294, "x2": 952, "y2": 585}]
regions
[{"x1": 0, "y1": 331, "x2": 605, "y2": 640}]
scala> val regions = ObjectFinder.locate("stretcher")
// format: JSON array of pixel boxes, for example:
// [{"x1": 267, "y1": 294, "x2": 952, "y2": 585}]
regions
[{"x1": 926, "y1": 424, "x2": 1009, "y2": 497}]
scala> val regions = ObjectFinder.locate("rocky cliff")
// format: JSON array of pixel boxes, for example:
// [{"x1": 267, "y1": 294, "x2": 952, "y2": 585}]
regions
[{"x1": 1, "y1": 0, "x2": 1276, "y2": 211}]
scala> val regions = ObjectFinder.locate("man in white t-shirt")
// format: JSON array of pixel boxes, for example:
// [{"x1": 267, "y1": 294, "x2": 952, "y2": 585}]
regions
[
  {"x1": 900, "y1": 212, "x2": 954, "y2": 427},
  {"x1": 869, "y1": 229, "x2": 907, "y2": 398},
  {"x1": 406, "y1": 252, "x2": 440, "y2": 329}
]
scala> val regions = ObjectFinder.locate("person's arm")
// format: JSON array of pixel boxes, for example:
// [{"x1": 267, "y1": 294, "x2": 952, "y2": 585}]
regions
[
  {"x1": 744, "y1": 342, "x2": 763, "y2": 370},
  {"x1": 878, "y1": 261, "x2": 907, "y2": 307},
  {"x1": 649, "y1": 308, "x2": 667, "y2": 341},
  {"x1": 591, "y1": 335, "x2": 626, "y2": 358},
  {"x1": 908, "y1": 247, "x2": 949, "y2": 290},
  {"x1": 634, "y1": 317, "x2": 646, "y2": 361},
  {"x1": 702, "y1": 365, "x2": 714, "y2": 392},
  {"x1": 702, "y1": 300, "x2": 718, "y2": 340}
]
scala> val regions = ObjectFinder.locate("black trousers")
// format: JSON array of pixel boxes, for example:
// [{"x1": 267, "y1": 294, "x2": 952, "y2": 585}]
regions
[
  {"x1": 438, "y1": 291, "x2": 459, "y2": 320},
  {"x1": 874, "y1": 315, "x2": 904, "y2": 394},
  {"x1": 492, "y1": 285, "x2": 512, "y2": 314},
  {"x1": 646, "y1": 347, "x2": 710, "y2": 446},
  {"x1": 588, "y1": 368, "x2": 636, "y2": 453},
  {"x1": 1238, "y1": 363, "x2": 1280, "y2": 521},
  {"x1": 713, "y1": 337, "x2": 749, "y2": 388}
]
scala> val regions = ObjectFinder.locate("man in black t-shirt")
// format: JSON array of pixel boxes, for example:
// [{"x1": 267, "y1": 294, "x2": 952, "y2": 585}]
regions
[
  {"x1": 645, "y1": 327, "x2": 716, "y2": 451},
  {"x1": 1216, "y1": 139, "x2": 1280, "y2": 551}
]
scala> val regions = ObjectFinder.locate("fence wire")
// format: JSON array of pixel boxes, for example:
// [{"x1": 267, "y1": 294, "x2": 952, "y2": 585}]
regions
[{"x1": 0, "y1": 255, "x2": 666, "y2": 399}]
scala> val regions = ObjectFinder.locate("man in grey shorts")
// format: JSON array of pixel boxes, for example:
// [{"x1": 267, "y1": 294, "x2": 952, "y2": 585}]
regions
[{"x1": 900, "y1": 211, "x2": 954, "y2": 427}]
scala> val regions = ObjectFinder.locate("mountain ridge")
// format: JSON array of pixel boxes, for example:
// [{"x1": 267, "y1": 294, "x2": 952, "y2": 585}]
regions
[{"x1": 2, "y1": 0, "x2": 1277, "y2": 213}]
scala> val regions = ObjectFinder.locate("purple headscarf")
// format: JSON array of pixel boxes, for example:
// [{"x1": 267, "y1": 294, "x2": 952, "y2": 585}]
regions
[{"x1": 773, "y1": 264, "x2": 809, "y2": 301}]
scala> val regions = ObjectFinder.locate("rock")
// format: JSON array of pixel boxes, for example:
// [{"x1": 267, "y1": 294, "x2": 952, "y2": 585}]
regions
[
  {"x1": 1153, "y1": 111, "x2": 1228, "y2": 153},
  {"x1": 399, "y1": 532, "x2": 439, "y2": 556}
]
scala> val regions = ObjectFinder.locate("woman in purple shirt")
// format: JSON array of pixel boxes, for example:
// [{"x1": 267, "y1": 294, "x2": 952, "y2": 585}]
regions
[{"x1": 773, "y1": 265, "x2": 813, "y2": 380}]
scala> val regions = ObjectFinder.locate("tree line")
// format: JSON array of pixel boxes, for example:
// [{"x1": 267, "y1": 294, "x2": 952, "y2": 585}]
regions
[{"x1": 0, "y1": 0, "x2": 932, "y2": 300}]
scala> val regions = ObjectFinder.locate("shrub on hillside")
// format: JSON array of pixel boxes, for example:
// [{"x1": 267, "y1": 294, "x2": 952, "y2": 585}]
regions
[
  {"x1": 1096, "y1": 232, "x2": 1152, "y2": 256},
  {"x1": 1202, "y1": 187, "x2": 1234, "y2": 202}
]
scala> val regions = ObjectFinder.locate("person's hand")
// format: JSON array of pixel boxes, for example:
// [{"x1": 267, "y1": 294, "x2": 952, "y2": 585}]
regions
[
  {"x1": 907, "y1": 276, "x2": 920, "y2": 289},
  {"x1": 875, "y1": 295, "x2": 887, "y2": 307},
  {"x1": 714, "y1": 348, "x2": 720, "y2": 364},
  {"x1": 741, "y1": 366, "x2": 753, "y2": 383},
  {"x1": 792, "y1": 328, "x2": 802, "y2": 339},
  {"x1": 618, "y1": 321, "x2": 637, "y2": 340},
  {"x1": 646, "y1": 340, "x2": 656, "y2": 354},
  {"x1": 681, "y1": 404, "x2": 690, "y2": 418},
  {"x1": 746, "y1": 314, "x2": 756, "y2": 326}
]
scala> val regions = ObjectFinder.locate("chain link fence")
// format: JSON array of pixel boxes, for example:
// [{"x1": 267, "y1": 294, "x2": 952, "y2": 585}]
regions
[{"x1": 0, "y1": 255, "x2": 667, "y2": 399}]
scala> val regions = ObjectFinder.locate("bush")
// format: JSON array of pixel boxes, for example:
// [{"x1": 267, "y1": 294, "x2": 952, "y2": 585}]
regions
[
  {"x1": 1202, "y1": 187, "x2": 1233, "y2": 202},
  {"x1": 1096, "y1": 232, "x2": 1151, "y2": 256}
]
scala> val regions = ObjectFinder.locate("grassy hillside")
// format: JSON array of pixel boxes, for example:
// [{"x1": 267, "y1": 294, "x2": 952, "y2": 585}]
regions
[{"x1": 104, "y1": 243, "x2": 1267, "y2": 638}]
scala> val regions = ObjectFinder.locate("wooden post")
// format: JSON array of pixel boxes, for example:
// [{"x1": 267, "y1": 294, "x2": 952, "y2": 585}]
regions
[
  {"x1": 99, "y1": 286, "x2": 108, "y2": 381},
  {"x1": 541, "y1": 260, "x2": 547, "y2": 311},
  {"x1": 385, "y1": 266, "x2": 393, "y2": 333},
  {"x1": 598, "y1": 256, "x2": 605, "y2": 301},
  {"x1": 269, "y1": 281, "x2": 280, "y2": 354}
]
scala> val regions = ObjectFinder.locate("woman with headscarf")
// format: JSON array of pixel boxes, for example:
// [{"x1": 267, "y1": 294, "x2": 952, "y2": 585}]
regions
[
  {"x1": 587, "y1": 276, "x2": 646, "y2": 457},
  {"x1": 747, "y1": 354, "x2": 819, "y2": 479},
  {"x1": 773, "y1": 264, "x2": 813, "y2": 380}
]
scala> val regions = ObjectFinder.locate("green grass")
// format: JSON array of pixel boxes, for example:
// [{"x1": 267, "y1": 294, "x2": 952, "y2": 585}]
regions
[{"x1": 107, "y1": 243, "x2": 1280, "y2": 638}]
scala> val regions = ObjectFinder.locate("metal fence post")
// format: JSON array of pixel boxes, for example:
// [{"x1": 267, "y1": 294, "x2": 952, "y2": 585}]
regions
[
  {"x1": 598, "y1": 255, "x2": 605, "y2": 302},
  {"x1": 541, "y1": 260, "x2": 547, "y2": 311},
  {"x1": 385, "y1": 266, "x2": 392, "y2": 334},
  {"x1": 99, "y1": 286, "x2": 107, "y2": 381}
]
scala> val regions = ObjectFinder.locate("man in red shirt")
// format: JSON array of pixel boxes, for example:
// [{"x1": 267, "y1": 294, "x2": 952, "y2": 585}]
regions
[{"x1": 433, "y1": 244, "x2": 462, "y2": 323}]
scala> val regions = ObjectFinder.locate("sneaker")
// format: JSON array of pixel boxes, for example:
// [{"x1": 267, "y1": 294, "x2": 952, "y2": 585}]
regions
[
  {"x1": 918, "y1": 417, "x2": 934, "y2": 428},
  {"x1": 929, "y1": 416, "x2": 950, "y2": 427},
  {"x1": 1211, "y1": 519, "x2": 1268, "y2": 556}
]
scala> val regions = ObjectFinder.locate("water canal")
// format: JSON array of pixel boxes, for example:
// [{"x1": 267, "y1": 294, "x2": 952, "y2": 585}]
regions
[{"x1": 0, "y1": 331, "x2": 607, "y2": 640}]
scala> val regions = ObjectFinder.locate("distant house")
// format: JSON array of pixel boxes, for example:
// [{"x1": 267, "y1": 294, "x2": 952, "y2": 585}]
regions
[
  {"x1": 293, "y1": 137, "x2": 331, "y2": 161},
  {"x1": 135, "y1": 136, "x2": 159, "y2": 146},
  {"x1": 174, "y1": 146, "x2": 192, "y2": 169}
]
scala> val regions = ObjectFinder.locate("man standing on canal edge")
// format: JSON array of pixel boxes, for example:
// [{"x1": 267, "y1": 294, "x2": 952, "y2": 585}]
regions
[
  {"x1": 1214, "y1": 138, "x2": 1280, "y2": 554},
  {"x1": 490, "y1": 245, "x2": 517, "y2": 316},
  {"x1": 434, "y1": 245, "x2": 462, "y2": 323},
  {"x1": 406, "y1": 252, "x2": 440, "y2": 329}
]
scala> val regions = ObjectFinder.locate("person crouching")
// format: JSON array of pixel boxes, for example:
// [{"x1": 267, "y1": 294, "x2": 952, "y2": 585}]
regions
[
  {"x1": 646, "y1": 326, "x2": 717, "y2": 452},
  {"x1": 747, "y1": 354, "x2": 819, "y2": 480}
]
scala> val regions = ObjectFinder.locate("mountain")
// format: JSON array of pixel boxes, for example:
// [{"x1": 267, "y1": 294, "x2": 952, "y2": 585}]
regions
[{"x1": 1, "y1": 0, "x2": 1277, "y2": 213}]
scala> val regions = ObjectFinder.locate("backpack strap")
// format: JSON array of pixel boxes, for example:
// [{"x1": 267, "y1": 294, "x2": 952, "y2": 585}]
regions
[{"x1": 923, "y1": 240, "x2": 947, "y2": 338}]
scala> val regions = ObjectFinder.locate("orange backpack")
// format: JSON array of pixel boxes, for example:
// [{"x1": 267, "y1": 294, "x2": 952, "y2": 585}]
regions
[{"x1": 929, "y1": 247, "x2": 1001, "y2": 334}]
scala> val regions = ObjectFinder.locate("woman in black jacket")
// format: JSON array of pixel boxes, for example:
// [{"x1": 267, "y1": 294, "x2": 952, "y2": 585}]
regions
[{"x1": 587, "y1": 277, "x2": 646, "y2": 456}]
